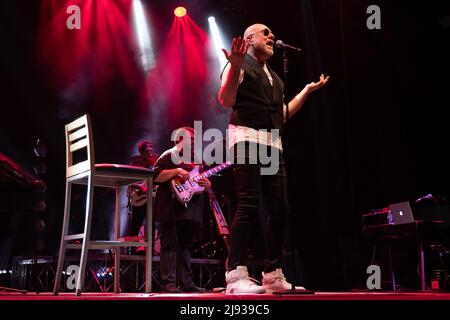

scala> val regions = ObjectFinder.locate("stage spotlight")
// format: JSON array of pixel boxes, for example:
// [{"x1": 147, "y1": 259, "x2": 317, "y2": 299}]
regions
[
  {"x1": 33, "y1": 139, "x2": 47, "y2": 158},
  {"x1": 208, "y1": 16, "x2": 227, "y2": 69},
  {"x1": 132, "y1": 0, "x2": 155, "y2": 72},
  {"x1": 34, "y1": 200, "x2": 47, "y2": 213},
  {"x1": 36, "y1": 220, "x2": 46, "y2": 232},
  {"x1": 33, "y1": 162, "x2": 47, "y2": 176},
  {"x1": 174, "y1": 6, "x2": 187, "y2": 18}
]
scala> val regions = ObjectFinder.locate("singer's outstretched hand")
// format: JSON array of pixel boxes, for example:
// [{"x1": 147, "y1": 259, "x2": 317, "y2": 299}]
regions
[
  {"x1": 222, "y1": 37, "x2": 249, "y2": 70},
  {"x1": 285, "y1": 73, "x2": 331, "y2": 120},
  {"x1": 305, "y1": 74, "x2": 330, "y2": 93}
]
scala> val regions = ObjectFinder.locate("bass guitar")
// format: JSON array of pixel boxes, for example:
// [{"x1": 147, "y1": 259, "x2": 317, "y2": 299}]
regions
[{"x1": 171, "y1": 161, "x2": 232, "y2": 204}]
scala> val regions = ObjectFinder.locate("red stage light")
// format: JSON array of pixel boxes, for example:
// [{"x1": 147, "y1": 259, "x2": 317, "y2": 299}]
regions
[{"x1": 174, "y1": 6, "x2": 187, "y2": 17}]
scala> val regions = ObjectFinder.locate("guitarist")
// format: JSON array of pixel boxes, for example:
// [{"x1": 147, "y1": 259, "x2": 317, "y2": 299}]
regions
[{"x1": 153, "y1": 127, "x2": 211, "y2": 293}]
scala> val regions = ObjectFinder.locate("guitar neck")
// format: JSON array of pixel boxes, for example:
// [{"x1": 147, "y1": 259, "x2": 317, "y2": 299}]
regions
[
  {"x1": 172, "y1": 162, "x2": 231, "y2": 205},
  {"x1": 194, "y1": 162, "x2": 231, "y2": 180}
]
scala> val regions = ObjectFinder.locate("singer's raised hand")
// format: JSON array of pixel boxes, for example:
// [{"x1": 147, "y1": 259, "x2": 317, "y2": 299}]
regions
[
  {"x1": 305, "y1": 74, "x2": 330, "y2": 93},
  {"x1": 221, "y1": 36, "x2": 249, "y2": 69}
]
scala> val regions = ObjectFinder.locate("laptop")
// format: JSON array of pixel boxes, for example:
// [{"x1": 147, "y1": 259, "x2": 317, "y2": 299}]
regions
[{"x1": 388, "y1": 201, "x2": 415, "y2": 225}]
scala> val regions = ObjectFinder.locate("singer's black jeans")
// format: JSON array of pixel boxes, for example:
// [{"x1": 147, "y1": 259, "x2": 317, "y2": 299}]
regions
[{"x1": 228, "y1": 142, "x2": 289, "y2": 273}]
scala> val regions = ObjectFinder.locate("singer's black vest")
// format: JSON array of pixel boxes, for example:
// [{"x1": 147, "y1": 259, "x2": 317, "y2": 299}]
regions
[{"x1": 229, "y1": 54, "x2": 284, "y2": 130}]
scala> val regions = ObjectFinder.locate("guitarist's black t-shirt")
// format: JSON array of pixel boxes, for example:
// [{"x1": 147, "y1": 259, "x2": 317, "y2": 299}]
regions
[{"x1": 153, "y1": 147, "x2": 204, "y2": 224}]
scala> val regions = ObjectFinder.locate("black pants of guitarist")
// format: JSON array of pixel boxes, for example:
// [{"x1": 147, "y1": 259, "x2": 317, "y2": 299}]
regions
[
  {"x1": 159, "y1": 219, "x2": 198, "y2": 289},
  {"x1": 228, "y1": 143, "x2": 289, "y2": 273},
  {"x1": 129, "y1": 205, "x2": 146, "y2": 236}
]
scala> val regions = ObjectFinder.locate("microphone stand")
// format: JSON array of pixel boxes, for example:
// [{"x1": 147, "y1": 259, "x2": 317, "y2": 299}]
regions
[{"x1": 273, "y1": 47, "x2": 313, "y2": 295}]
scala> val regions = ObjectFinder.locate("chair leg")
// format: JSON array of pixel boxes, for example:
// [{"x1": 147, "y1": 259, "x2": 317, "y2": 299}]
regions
[
  {"x1": 76, "y1": 173, "x2": 95, "y2": 296},
  {"x1": 53, "y1": 180, "x2": 73, "y2": 295},
  {"x1": 114, "y1": 188, "x2": 122, "y2": 293},
  {"x1": 145, "y1": 177, "x2": 153, "y2": 293}
]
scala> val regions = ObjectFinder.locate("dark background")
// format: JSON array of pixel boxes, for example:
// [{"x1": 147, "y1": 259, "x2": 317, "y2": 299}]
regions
[{"x1": 1, "y1": 0, "x2": 450, "y2": 291}]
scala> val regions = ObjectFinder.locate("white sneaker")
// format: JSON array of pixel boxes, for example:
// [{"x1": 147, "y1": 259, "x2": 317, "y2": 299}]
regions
[
  {"x1": 225, "y1": 266, "x2": 266, "y2": 294},
  {"x1": 262, "y1": 268, "x2": 305, "y2": 294}
]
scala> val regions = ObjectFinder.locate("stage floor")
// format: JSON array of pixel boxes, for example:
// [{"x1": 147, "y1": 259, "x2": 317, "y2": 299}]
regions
[{"x1": 1, "y1": 291, "x2": 450, "y2": 300}]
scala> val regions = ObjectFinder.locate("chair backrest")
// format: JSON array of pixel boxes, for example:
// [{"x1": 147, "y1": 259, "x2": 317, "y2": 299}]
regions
[{"x1": 65, "y1": 114, "x2": 95, "y2": 178}]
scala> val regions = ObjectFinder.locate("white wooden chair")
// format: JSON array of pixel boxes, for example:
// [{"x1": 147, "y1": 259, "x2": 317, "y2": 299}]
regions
[{"x1": 53, "y1": 114, "x2": 154, "y2": 295}]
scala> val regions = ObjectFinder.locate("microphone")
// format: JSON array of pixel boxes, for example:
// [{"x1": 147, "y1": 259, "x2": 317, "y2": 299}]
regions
[
  {"x1": 415, "y1": 193, "x2": 433, "y2": 203},
  {"x1": 275, "y1": 40, "x2": 302, "y2": 52}
]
